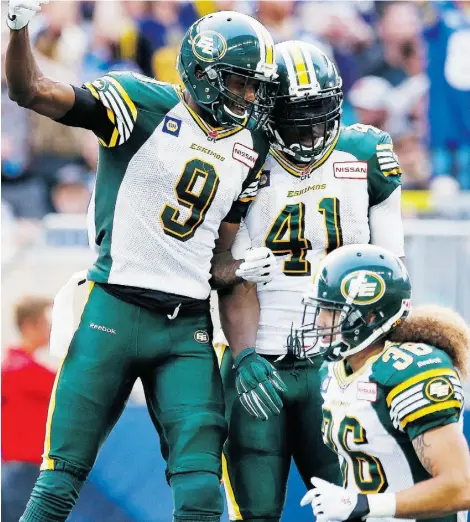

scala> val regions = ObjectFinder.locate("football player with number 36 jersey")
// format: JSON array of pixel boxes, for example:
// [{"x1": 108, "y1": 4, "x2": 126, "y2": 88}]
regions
[
  {"x1": 298, "y1": 244, "x2": 470, "y2": 522},
  {"x1": 213, "y1": 41, "x2": 406, "y2": 522},
  {"x1": 6, "y1": 2, "x2": 281, "y2": 521}
]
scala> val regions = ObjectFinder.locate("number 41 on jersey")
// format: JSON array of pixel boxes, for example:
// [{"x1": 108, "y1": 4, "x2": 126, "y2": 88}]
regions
[{"x1": 265, "y1": 197, "x2": 343, "y2": 276}]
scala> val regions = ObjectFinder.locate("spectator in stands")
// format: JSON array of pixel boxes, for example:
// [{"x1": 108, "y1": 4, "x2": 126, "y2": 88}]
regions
[
  {"x1": 363, "y1": 2, "x2": 423, "y2": 86},
  {"x1": 297, "y1": 1, "x2": 374, "y2": 93},
  {"x1": 1, "y1": 296, "x2": 134, "y2": 521},
  {"x1": 256, "y1": 0, "x2": 298, "y2": 42},
  {"x1": 82, "y1": 1, "x2": 146, "y2": 81},
  {"x1": 136, "y1": 1, "x2": 190, "y2": 82},
  {"x1": 23, "y1": 4, "x2": 88, "y2": 200},
  {"x1": 1, "y1": 30, "x2": 49, "y2": 219},
  {"x1": 424, "y1": 1, "x2": 470, "y2": 191},
  {"x1": 348, "y1": 75, "x2": 393, "y2": 129},
  {"x1": 1, "y1": 297, "x2": 55, "y2": 522},
  {"x1": 391, "y1": 121, "x2": 430, "y2": 190},
  {"x1": 51, "y1": 164, "x2": 92, "y2": 215}
]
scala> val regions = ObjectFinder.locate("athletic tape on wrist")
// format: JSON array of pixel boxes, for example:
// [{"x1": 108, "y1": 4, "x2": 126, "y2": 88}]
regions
[{"x1": 367, "y1": 493, "x2": 396, "y2": 518}]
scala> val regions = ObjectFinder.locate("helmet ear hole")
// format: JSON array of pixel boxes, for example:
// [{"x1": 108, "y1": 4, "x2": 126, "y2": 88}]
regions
[{"x1": 195, "y1": 66, "x2": 205, "y2": 80}]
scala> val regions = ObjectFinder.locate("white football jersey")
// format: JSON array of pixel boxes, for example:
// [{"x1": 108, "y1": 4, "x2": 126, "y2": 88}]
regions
[
  {"x1": 229, "y1": 125, "x2": 404, "y2": 355},
  {"x1": 85, "y1": 72, "x2": 268, "y2": 300},
  {"x1": 320, "y1": 342, "x2": 466, "y2": 522}
]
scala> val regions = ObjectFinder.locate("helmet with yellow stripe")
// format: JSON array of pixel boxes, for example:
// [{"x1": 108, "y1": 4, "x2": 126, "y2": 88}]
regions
[
  {"x1": 267, "y1": 41, "x2": 343, "y2": 162},
  {"x1": 178, "y1": 11, "x2": 278, "y2": 131}
]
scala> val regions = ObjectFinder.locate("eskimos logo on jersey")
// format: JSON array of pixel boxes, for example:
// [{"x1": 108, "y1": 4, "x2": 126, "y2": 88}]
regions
[
  {"x1": 194, "y1": 330, "x2": 210, "y2": 344},
  {"x1": 425, "y1": 377, "x2": 454, "y2": 402},
  {"x1": 340, "y1": 271, "x2": 386, "y2": 305},
  {"x1": 333, "y1": 161, "x2": 368, "y2": 179},
  {"x1": 192, "y1": 31, "x2": 227, "y2": 62},
  {"x1": 233, "y1": 143, "x2": 259, "y2": 169},
  {"x1": 163, "y1": 115, "x2": 182, "y2": 137}
]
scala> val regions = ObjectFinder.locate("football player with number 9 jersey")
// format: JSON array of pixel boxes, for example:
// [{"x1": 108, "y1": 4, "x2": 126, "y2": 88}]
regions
[
  {"x1": 214, "y1": 41, "x2": 406, "y2": 522},
  {"x1": 6, "y1": 3, "x2": 281, "y2": 521}
]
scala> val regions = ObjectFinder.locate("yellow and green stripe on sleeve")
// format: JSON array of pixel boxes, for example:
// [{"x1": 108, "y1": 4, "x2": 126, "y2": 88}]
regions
[{"x1": 83, "y1": 75, "x2": 137, "y2": 147}]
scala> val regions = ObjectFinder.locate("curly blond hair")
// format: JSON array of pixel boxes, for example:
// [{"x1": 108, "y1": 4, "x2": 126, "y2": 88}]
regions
[{"x1": 389, "y1": 305, "x2": 470, "y2": 380}]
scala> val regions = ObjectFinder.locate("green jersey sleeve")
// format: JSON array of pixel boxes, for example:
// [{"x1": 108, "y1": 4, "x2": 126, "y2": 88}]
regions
[
  {"x1": 82, "y1": 71, "x2": 181, "y2": 148},
  {"x1": 377, "y1": 342, "x2": 464, "y2": 440},
  {"x1": 223, "y1": 131, "x2": 270, "y2": 224},
  {"x1": 336, "y1": 124, "x2": 402, "y2": 207},
  {"x1": 368, "y1": 131, "x2": 403, "y2": 206}
]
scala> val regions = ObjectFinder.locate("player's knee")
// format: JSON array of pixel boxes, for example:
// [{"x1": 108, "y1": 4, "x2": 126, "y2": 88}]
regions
[
  {"x1": 171, "y1": 471, "x2": 223, "y2": 522},
  {"x1": 20, "y1": 469, "x2": 85, "y2": 522}
]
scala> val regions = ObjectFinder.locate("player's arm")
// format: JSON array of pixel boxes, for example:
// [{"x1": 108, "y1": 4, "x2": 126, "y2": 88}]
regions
[
  {"x1": 210, "y1": 162, "x2": 277, "y2": 289},
  {"x1": 210, "y1": 222, "x2": 244, "y2": 289},
  {"x1": 218, "y1": 278, "x2": 259, "y2": 359},
  {"x1": 219, "y1": 279, "x2": 287, "y2": 421},
  {"x1": 6, "y1": 22, "x2": 75, "y2": 118},
  {"x1": 6, "y1": 20, "x2": 115, "y2": 142},
  {"x1": 216, "y1": 222, "x2": 287, "y2": 420},
  {"x1": 215, "y1": 221, "x2": 259, "y2": 357},
  {"x1": 302, "y1": 364, "x2": 469, "y2": 520},
  {"x1": 393, "y1": 423, "x2": 470, "y2": 518},
  {"x1": 368, "y1": 132, "x2": 405, "y2": 260},
  {"x1": 302, "y1": 426, "x2": 470, "y2": 521}
]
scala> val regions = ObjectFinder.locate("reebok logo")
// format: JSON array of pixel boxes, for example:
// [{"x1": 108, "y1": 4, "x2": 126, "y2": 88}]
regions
[
  {"x1": 417, "y1": 357, "x2": 442, "y2": 368},
  {"x1": 89, "y1": 323, "x2": 116, "y2": 334}
]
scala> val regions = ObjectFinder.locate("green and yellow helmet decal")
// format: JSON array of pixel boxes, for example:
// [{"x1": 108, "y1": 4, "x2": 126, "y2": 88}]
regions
[
  {"x1": 340, "y1": 270, "x2": 386, "y2": 306},
  {"x1": 178, "y1": 11, "x2": 278, "y2": 130}
]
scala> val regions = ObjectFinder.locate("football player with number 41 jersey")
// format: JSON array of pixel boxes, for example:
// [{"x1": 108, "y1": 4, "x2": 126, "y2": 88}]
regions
[
  {"x1": 213, "y1": 41, "x2": 406, "y2": 522},
  {"x1": 6, "y1": 2, "x2": 281, "y2": 521},
  {"x1": 297, "y1": 244, "x2": 470, "y2": 522}
]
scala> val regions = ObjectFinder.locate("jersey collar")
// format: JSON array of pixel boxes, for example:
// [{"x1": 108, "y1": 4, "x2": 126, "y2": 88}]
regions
[
  {"x1": 269, "y1": 130, "x2": 341, "y2": 178},
  {"x1": 181, "y1": 99, "x2": 244, "y2": 141},
  {"x1": 334, "y1": 350, "x2": 383, "y2": 389}
]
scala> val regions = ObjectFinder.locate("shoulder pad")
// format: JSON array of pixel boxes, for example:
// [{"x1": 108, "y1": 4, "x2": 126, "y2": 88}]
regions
[
  {"x1": 336, "y1": 124, "x2": 391, "y2": 161},
  {"x1": 372, "y1": 341, "x2": 457, "y2": 387},
  {"x1": 374, "y1": 342, "x2": 463, "y2": 434},
  {"x1": 95, "y1": 71, "x2": 181, "y2": 113}
]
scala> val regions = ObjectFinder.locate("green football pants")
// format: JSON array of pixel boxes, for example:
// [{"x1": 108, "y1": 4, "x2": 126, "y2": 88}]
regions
[
  {"x1": 22, "y1": 283, "x2": 226, "y2": 522},
  {"x1": 218, "y1": 347, "x2": 340, "y2": 522}
]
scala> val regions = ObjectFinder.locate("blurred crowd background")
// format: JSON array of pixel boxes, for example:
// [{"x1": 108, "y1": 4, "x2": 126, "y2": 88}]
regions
[
  {"x1": 2, "y1": 0, "x2": 470, "y2": 236},
  {"x1": 1, "y1": 2, "x2": 470, "y2": 521}
]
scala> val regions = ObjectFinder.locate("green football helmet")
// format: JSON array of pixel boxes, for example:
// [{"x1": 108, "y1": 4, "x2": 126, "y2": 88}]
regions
[
  {"x1": 290, "y1": 244, "x2": 411, "y2": 361},
  {"x1": 266, "y1": 41, "x2": 343, "y2": 163},
  {"x1": 177, "y1": 11, "x2": 278, "y2": 131}
]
